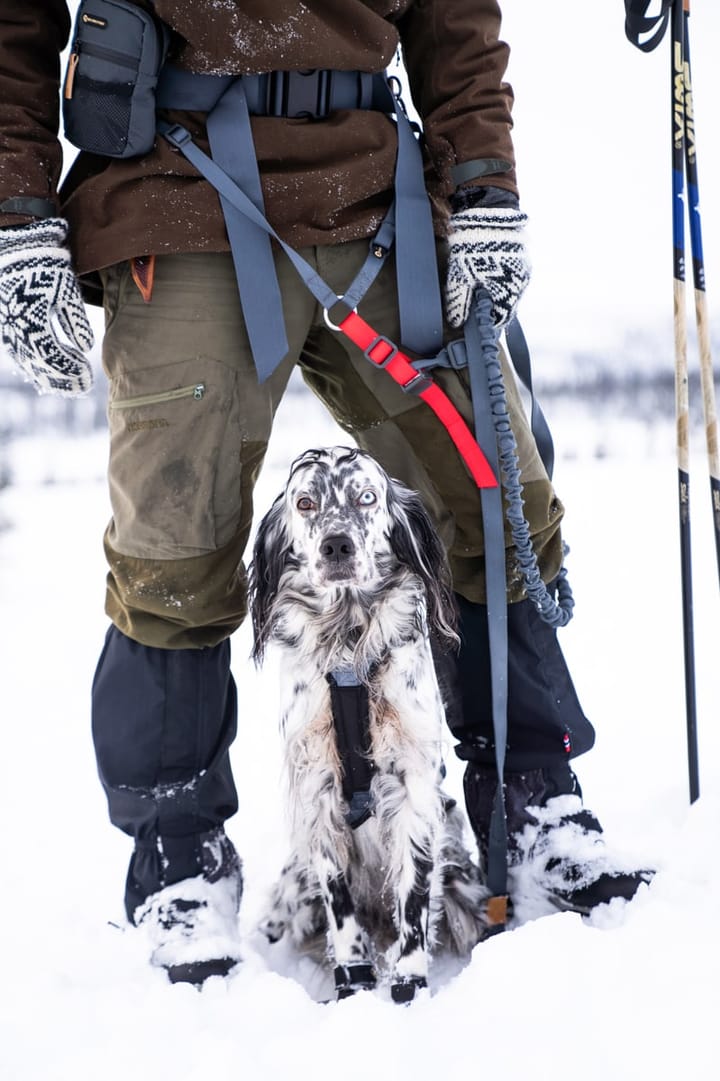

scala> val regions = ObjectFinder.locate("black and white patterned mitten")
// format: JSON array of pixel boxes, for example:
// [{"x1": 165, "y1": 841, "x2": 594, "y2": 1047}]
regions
[
  {"x1": 444, "y1": 206, "x2": 531, "y2": 329},
  {"x1": 0, "y1": 218, "x2": 94, "y2": 396}
]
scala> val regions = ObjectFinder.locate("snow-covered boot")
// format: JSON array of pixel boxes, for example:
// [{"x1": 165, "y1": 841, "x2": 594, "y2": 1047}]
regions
[
  {"x1": 463, "y1": 765, "x2": 653, "y2": 923},
  {"x1": 511, "y1": 794, "x2": 653, "y2": 919},
  {"x1": 134, "y1": 831, "x2": 243, "y2": 985},
  {"x1": 136, "y1": 872, "x2": 243, "y2": 985}
]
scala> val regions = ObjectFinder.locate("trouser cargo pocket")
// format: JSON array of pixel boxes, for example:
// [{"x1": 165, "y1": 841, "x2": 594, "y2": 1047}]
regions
[{"x1": 107, "y1": 356, "x2": 240, "y2": 559}]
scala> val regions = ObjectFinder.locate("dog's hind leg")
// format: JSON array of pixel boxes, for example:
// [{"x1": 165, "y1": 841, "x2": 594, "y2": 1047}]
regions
[{"x1": 431, "y1": 803, "x2": 490, "y2": 954}]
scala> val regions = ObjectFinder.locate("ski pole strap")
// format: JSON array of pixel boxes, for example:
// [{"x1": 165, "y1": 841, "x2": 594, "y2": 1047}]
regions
[
  {"x1": 464, "y1": 293, "x2": 509, "y2": 921},
  {"x1": 624, "y1": 0, "x2": 673, "y2": 51},
  {"x1": 156, "y1": 67, "x2": 443, "y2": 380}
]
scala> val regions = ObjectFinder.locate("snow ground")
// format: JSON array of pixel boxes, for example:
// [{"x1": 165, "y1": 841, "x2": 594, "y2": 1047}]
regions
[{"x1": 1, "y1": 384, "x2": 718, "y2": 1081}]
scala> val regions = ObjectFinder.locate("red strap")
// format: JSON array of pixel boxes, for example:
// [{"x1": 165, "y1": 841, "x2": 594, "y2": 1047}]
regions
[{"x1": 339, "y1": 311, "x2": 498, "y2": 490}]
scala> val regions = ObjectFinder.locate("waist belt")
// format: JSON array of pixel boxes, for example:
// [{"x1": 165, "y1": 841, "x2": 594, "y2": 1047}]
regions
[
  {"x1": 159, "y1": 67, "x2": 385, "y2": 119},
  {"x1": 155, "y1": 65, "x2": 444, "y2": 382}
]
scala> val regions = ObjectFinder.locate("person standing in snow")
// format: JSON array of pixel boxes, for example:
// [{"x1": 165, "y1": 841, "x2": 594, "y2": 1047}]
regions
[{"x1": 0, "y1": 0, "x2": 650, "y2": 986}]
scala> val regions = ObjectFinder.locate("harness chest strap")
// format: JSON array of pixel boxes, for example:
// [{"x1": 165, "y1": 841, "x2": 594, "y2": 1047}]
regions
[
  {"x1": 156, "y1": 66, "x2": 443, "y2": 380},
  {"x1": 327, "y1": 672, "x2": 375, "y2": 829}
]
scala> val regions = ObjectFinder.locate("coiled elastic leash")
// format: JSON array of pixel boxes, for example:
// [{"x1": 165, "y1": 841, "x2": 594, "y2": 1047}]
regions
[
  {"x1": 463, "y1": 293, "x2": 574, "y2": 927},
  {"x1": 470, "y1": 303, "x2": 574, "y2": 629}
]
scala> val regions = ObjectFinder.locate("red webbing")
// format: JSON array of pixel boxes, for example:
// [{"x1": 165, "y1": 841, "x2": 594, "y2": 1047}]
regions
[{"x1": 339, "y1": 311, "x2": 498, "y2": 490}]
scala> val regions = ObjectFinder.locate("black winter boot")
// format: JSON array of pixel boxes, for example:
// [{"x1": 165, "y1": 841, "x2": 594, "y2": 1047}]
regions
[
  {"x1": 134, "y1": 828, "x2": 244, "y2": 985},
  {"x1": 464, "y1": 765, "x2": 653, "y2": 923}
]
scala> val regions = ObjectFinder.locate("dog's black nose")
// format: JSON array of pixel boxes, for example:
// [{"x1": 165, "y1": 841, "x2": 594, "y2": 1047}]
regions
[{"x1": 321, "y1": 533, "x2": 356, "y2": 563}]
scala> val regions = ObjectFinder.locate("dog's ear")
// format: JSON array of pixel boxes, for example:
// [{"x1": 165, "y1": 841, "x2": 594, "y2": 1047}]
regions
[
  {"x1": 386, "y1": 481, "x2": 458, "y2": 645},
  {"x1": 247, "y1": 494, "x2": 291, "y2": 662}
]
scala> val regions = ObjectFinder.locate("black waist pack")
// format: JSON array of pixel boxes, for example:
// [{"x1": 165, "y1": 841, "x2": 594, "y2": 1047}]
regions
[{"x1": 63, "y1": 0, "x2": 169, "y2": 159}]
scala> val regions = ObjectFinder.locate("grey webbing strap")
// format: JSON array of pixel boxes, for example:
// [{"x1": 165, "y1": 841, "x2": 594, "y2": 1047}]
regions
[
  {"x1": 158, "y1": 67, "x2": 287, "y2": 379},
  {"x1": 157, "y1": 119, "x2": 391, "y2": 323},
  {"x1": 342, "y1": 205, "x2": 396, "y2": 310},
  {"x1": 464, "y1": 294, "x2": 508, "y2": 914},
  {"x1": 156, "y1": 67, "x2": 234, "y2": 111},
  {"x1": 372, "y1": 80, "x2": 444, "y2": 358},
  {"x1": 206, "y1": 79, "x2": 289, "y2": 381},
  {"x1": 156, "y1": 68, "x2": 442, "y2": 380}
]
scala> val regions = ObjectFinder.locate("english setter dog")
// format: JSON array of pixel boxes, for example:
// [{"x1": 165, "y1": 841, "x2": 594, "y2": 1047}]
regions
[{"x1": 249, "y1": 447, "x2": 488, "y2": 1003}]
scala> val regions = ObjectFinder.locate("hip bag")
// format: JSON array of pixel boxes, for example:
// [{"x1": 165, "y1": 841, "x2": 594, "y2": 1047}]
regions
[{"x1": 63, "y1": 0, "x2": 170, "y2": 159}]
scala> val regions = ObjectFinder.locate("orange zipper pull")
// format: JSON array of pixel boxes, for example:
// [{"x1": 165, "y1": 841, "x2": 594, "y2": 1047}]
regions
[{"x1": 64, "y1": 53, "x2": 79, "y2": 100}]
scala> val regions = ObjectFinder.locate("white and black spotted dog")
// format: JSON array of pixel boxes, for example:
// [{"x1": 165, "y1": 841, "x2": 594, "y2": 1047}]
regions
[{"x1": 248, "y1": 447, "x2": 488, "y2": 1003}]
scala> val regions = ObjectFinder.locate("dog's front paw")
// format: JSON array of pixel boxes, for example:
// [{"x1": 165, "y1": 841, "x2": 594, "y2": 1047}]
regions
[
  {"x1": 390, "y1": 975, "x2": 428, "y2": 1005},
  {"x1": 334, "y1": 962, "x2": 377, "y2": 1000}
]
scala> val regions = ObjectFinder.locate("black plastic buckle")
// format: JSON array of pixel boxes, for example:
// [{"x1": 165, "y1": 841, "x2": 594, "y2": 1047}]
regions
[
  {"x1": 268, "y1": 69, "x2": 332, "y2": 119},
  {"x1": 401, "y1": 370, "x2": 433, "y2": 395}
]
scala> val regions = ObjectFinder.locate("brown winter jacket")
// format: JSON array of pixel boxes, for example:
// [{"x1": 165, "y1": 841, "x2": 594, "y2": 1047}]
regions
[{"x1": 0, "y1": 1, "x2": 517, "y2": 300}]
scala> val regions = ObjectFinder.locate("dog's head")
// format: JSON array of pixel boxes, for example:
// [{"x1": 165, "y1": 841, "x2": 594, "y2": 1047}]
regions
[{"x1": 248, "y1": 446, "x2": 458, "y2": 658}]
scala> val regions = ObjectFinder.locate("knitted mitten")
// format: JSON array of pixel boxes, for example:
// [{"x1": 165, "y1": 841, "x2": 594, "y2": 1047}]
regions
[
  {"x1": 444, "y1": 206, "x2": 530, "y2": 329},
  {"x1": 0, "y1": 218, "x2": 94, "y2": 396}
]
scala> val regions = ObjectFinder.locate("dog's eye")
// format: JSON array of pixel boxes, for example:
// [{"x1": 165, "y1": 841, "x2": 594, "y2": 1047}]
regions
[
  {"x1": 296, "y1": 496, "x2": 316, "y2": 512},
  {"x1": 356, "y1": 489, "x2": 377, "y2": 507}
]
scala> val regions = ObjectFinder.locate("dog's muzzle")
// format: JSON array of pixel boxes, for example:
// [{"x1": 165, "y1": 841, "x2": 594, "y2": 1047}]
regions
[{"x1": 319, "y1": 532, "x2": 357, "y2": 580}]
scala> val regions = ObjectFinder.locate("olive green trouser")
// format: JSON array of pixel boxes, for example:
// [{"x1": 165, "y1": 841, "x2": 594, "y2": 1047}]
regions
[{"x1": 101, "y1": 242, "x2": 564, "y2": 649}]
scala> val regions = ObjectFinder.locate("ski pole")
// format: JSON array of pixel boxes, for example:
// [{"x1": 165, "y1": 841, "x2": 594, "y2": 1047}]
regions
[
  {"x1": 625, "y1": 0, "x2": 701, "y2": 803},
  {"x1": 680, "y1": 2, "x2": 720, "y2": 585},
  {"x1": 671, "y1": 0, "x2": 699, "y2": 803}
]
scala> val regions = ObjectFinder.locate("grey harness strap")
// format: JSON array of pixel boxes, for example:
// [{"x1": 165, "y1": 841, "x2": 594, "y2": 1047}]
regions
[{"x1": 155, "y1": 66, "x2": 443, "y2": 381}]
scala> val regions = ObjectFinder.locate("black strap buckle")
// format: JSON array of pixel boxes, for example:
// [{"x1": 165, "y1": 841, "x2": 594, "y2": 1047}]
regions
[
  {"x1": 401, "y1": 370, "x2": 433, "y2": 395},
  {"x1": 267, "y1": 69, "x2": 332, "y2": 119}
]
